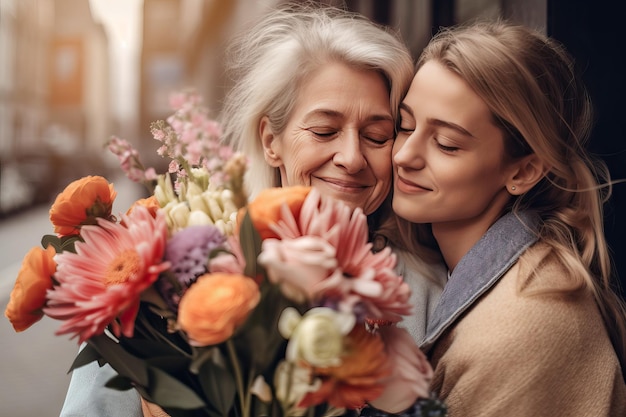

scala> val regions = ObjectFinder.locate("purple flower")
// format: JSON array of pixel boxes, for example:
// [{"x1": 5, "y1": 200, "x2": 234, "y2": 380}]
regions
[{"x1": 156, "y1": 225, "x2": 226, "y2": 310}]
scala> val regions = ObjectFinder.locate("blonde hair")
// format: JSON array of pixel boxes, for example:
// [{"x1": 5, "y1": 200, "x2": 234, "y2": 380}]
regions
[
  {"x1": 402, "y1": 20, "x2": 626, "y2": 370},
  {"x1": 219, "y1": 2, "x2": 413, "y2": 200}
]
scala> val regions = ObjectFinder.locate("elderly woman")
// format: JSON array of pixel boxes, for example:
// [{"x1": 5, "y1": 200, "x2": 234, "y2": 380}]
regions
[{"x1": 59, "y1": 4, "x2": 446, "y2": 417}]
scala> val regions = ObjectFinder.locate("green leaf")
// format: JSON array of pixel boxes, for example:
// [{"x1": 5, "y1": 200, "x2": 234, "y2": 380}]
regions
[
  {"x1": 41, "y1": 234, "x2": 81, "y2": 253},
  {"x1": 233, "y1": 284, "x2": 292, "y2": 373},
  {"x1": 140, "y1": 285, "x2": 175, "y2": 312},
  {"x1": 122, "y1": 337, "x2": 187, "y2": 359},
  {"x1": 238, "y1": 211, "x2": 264, "y2": 279},
  {"x1": 144, "y1": 365, "x2": 207, "y2": 410},
  {"x1": 197, "y1": 357, "x2": 236, "y2": 416},
  {"x1": 87, "y1": 334, "x2": 150, "y2": 387},
  {"x1": 68, "y1": 343, "x2": 102, "y2": 372},
  {"x1": 147, "y1": 355, "x2": 192, "y2": 375},
  {"x1": 104, "y1": 374, "x2": 135, "y2": 391}
]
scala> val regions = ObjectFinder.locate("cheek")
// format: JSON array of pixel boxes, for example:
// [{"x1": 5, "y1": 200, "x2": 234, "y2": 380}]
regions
[
  {"x1": 366, "y1": 146, "x2": 393, "y2": 182},
  {"x1": 281, "y1": 141, "x2": 330, "y2": 183}
]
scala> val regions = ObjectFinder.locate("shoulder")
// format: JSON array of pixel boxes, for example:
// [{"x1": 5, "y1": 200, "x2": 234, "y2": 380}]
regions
[{"x1": 440, "y1": 243, "x2": 613, "y2": 367}]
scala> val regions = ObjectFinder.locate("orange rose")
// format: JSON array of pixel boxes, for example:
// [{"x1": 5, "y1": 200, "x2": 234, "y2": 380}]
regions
[
  {"x1": 126, "y1": 196, "x2": 160, "y2": 218},
  {"x1": 299, "y1": 325, "x2": 390, "y2": 410},
  {"x1": 241, "y1": 186, "x2": 311, "y2": 240},
  {"x1": 178, "y1": 273, "x2": 260, "y2": 346},
  {"x1": 49, "y1": 175, "x2": 117, "y2": 236},
  {"x1": 5, "y1": 245, "x2": 56, "y2": 332}
]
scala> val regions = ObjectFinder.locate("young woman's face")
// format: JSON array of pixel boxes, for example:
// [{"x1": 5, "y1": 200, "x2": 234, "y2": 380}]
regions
[
  {"x1": 262, "y1": 62, "x2": 395, "y2": 215},
  {"x1": 392, "y1": 61, "x2": 515, "y2": 236}
]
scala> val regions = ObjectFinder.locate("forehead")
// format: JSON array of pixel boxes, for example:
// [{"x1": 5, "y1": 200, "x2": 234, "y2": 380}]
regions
[
  {"x1": 406, "y1": 61, "x2": 495, "y2": 132},
  {"x1": 293, "y1": 62, "x2": 392, "y2": 117}
]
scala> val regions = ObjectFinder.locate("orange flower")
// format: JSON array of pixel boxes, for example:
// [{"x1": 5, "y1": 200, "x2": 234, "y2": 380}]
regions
[
  {"x1": 241, "y1": 186, "x2": 311, "y2": 240},
  {"x1": 5, "y1": 245, "x2": 56, "y2": 332},
  {"x1": 49, "y1": 175, "x2": 117, "y2": 236},
  {"x1": 299, "y1": 325, "x2": 390, "y2": 410},
  {"x1": 178, "y1": 273, "x2": 260, "y2": 346},
  {"x1": 126, "y1": 196, "x2": 160, "y2": 218}
]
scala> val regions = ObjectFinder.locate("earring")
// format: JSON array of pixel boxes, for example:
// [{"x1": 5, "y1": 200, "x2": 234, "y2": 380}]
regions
[{"x1": 510, "y1": 185, "x2": 517, "y2": 191}]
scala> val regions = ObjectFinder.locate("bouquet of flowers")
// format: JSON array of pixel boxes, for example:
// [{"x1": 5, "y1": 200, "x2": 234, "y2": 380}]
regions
[{"x1": 4, "y1": 90, "x2": 445, "y2": 417}]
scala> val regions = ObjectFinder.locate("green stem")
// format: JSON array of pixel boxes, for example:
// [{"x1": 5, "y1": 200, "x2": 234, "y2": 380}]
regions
[{"x1": 227, "y1": 340, "x2": 249, "y2": 417}]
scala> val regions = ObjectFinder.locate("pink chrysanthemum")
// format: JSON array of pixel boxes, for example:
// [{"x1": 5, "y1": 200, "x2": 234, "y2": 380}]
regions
[
  {"x1": 44, "y1": 206, "x2": 170, "y2": 344},
  {"x1": 265, "y1": 188, "x2": 412, "y2": 322}
]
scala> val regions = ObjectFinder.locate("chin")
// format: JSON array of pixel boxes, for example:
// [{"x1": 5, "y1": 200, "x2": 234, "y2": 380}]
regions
[{"x1": 392, "y1": 198, "x2": 418, "y2": 222}]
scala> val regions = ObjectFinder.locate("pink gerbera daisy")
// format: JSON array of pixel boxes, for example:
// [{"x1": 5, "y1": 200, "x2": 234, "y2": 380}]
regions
[
  {"x1": 267, "y1": 188, "x2": 412, "y2": 322},
  {"x1": 44, "y1": 206, "x2": 170, "y2": 344}
]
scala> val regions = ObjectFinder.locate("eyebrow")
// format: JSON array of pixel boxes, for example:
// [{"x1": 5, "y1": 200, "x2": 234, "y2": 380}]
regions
[
  {"x1": 304, "y1": 108, "x2": 393, "y2": 123},
  {"x1": 399, "y1": 102, "x2": 475, "y2": 138},
  {"x1": 428, "y1": 118, "x2": 475, "y2": 138}
]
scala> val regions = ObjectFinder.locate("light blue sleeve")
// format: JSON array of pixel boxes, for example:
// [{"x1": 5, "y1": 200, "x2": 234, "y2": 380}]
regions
[
  {"x1": 393, "y1": 249, "x2": 447, "y2": 344},
  {"x1": 59, "y1": 346, "x2": 143, "y2": 417}
]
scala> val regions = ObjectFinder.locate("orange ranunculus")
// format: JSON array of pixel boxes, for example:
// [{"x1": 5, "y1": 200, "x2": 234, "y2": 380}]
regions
[
  {"x1": 241, "y1": 186, "x2": 311, "y2": 240},
  {"x1": 177, "y1": 273, "x2": 260, "y2": 346},
  {"x1": 299, "y1": 325, "x2": 390, "y2": 410},
  {"x1": 49, "y1": 175, "x2": 117, "y2": 236},
  {"x1": 126, "y1": 196, "x2": 160, "y2": 218},
  {"x1": 5, "y1": 245, "x2": 56, "y2": 332}
]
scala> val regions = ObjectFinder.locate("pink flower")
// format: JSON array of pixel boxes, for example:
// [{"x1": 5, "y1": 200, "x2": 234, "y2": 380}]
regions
[
  {"x1": 267, "y1": 188, "x2": 412, "y2": 322},
  {"x1": 368, "y1": 326, "x2": 433, "y2": 413},
  {"x1": 44, "y1": 206, "x2": 170, "y2": 344},
  {"x1": 258, "y1": 236, "x2": 338, "y2": 303}
]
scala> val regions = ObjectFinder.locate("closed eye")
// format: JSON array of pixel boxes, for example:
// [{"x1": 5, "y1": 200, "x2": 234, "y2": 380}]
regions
[
  {"x1": 436, "y1": 141, "x2": 459, "y2": 152},
  {"x1": 309, "y1": 129, "x2": 337, "y2": 138}
]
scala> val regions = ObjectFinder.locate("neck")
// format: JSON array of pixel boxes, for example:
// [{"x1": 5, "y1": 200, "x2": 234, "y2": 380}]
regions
[{"x1": 433, "y1": 202, "x2": 510, "y2": 272}]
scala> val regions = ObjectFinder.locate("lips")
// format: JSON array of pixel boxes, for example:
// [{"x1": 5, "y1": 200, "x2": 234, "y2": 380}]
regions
[
  {"x1": 395, "y1": 175, "x2": 432, "y2": 192},
  {"x1": 315, "y1": 177, "x2": 370, "y2": 191}
]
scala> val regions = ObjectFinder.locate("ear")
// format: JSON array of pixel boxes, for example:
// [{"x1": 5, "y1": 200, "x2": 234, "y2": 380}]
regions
[
  {"x1": 259, "y1": 116, "x2": 282, "y2": 167},
  {"x1": 506, "y1": 154, "x2": 547, "y2": 195}
]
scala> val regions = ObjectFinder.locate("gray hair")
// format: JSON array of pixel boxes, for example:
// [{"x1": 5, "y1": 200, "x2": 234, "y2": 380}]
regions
[{"x1": 219, "y1": 2, "x2": 413, "y2": 198}]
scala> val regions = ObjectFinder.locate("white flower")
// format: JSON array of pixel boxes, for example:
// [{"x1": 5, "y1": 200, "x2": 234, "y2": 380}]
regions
[
  {"x1": 164, "y1": 201, "x2": 190, "y2": 231},
  {"x1": 274, "y1": 360, "x2": 321, "y2": 414},
  {"x1": 279, "y1": 307, "x2": 355, "y2": 367},
  {"x1": 187, "y1": 210, "x2": 214, "y2": 226},
  {"x1": 154, "y1": 174, "x2": 177, "y2": 206}
]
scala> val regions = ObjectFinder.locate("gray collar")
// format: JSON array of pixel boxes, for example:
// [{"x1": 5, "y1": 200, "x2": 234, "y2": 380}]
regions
[{"x1": 420, "y1": 211, "x2": 540, "y2": 352}]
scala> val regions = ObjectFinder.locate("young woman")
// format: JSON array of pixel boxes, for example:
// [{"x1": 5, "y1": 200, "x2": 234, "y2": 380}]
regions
[{"x1": 392, "y1": 21, "x2": 626, "y2": 416}]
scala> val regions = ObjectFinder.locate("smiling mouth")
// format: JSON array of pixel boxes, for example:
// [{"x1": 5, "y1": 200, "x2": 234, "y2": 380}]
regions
[
  {"x1": 315, "y1": 177, "x2": 369, "y2": 191},
  {"x1": 396, "y1": 176, "x2": 432, "y2": 191}
]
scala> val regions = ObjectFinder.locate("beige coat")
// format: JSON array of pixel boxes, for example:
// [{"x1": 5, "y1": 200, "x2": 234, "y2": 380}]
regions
[{"x1": 429, "y1": 244, "x2": 626, "y2": 416}]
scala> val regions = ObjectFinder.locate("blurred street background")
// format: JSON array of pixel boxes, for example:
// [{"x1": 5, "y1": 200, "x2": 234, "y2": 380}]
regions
[{"x1": 0, "y1": 0, "x2": 624, "y2": 416}]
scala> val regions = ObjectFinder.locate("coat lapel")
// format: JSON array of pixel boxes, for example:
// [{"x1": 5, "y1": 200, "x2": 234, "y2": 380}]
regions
[{"x1": 420, "y1": 211, "x2": 540, "y2": 352}]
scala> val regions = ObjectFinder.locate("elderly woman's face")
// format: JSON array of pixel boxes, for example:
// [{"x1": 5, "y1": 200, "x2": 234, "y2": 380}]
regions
[{"x1": 260, "y1": 62, "x2": 395, "y2": 215}]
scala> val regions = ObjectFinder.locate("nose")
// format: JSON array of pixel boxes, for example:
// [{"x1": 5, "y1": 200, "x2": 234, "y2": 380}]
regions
[
  {"x1": 393, "y1": 132, "x2": 425, "y2": 169},
  {"x1": 333, "y1": 131, "x2": 367, "y2": 174}
]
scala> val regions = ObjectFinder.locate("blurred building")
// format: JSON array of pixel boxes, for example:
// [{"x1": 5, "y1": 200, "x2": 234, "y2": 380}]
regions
[{"x1": 0, "y1": 0, "x2": 112, "y2": 215}]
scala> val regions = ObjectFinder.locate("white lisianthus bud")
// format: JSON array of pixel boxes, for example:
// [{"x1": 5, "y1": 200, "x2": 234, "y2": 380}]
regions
[
  {"x1": 186, "y1": 181, "x2": 204, "y2": 199},
  {"x1": 167, "y1": 201, "x2": 190, "y2": 231},
  {"x1": 280, "y1": 307, "x2": 355, "y2": 367},
  {"x1": 220, "y1": 189, "x2": 239, "y2": 219},
  {"x1": 203, "y1": 191, "x2": 223, "y2": 221},
  {"x1": 187, "y1": 210, "x2": 214, "y2": 226},
  {"x1": 214, "y1": 219, "x2": 227, "y2": 235},
  {"x1": 154, "y1": 175, "x2": 177, "y2": 206},
  {"x1": 191, "y1": 167, "x2": 209, "y2": 189},
  {"x1": 187, "y1": 194, "x2": 208, "y2": 213}
]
